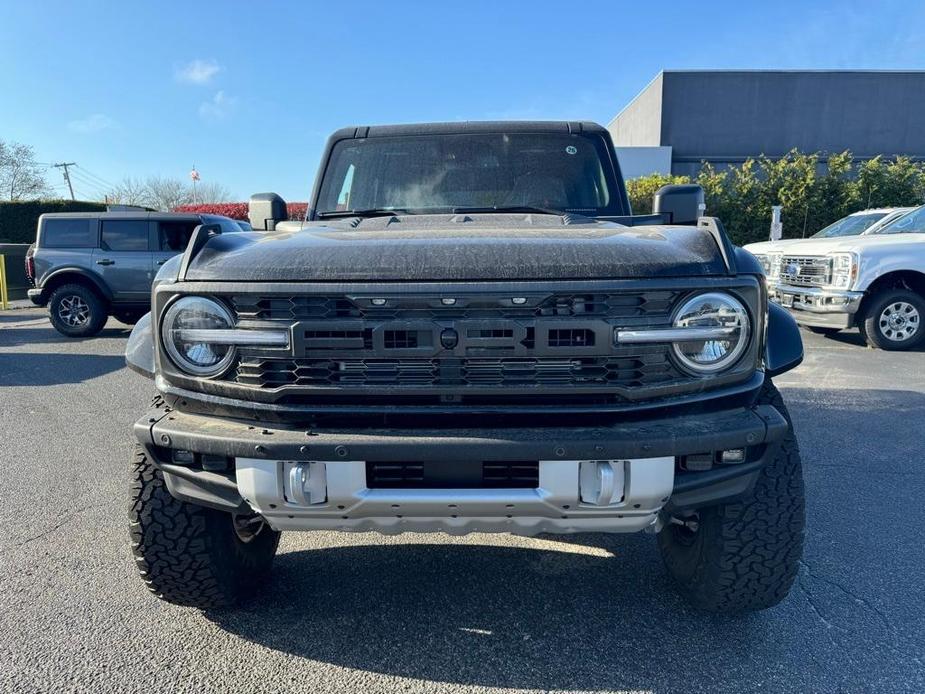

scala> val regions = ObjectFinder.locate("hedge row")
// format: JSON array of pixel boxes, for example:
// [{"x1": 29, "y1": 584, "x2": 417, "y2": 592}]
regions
[
  {"x1": 627, "y1": 151, "x2": 925, "y2": 246},
  {"x1": 173, "y1": 202, "x2": 309, "y2": 222},
  {"x1": 0, "y1": 200, "x2": 107, "y2": 244}
]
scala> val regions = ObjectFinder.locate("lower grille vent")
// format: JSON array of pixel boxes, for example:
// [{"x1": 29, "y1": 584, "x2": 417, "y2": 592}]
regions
[{"x1": 366, "y1": 460, "x2": 539, "y2": 489}]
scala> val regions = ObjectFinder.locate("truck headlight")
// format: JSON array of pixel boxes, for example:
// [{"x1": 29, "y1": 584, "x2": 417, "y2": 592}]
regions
[
  {"x1": 162, "y1": 296, "x2": 236, "y2": 376},
  {"x1": 830, "y1": 252, "x2": 856, "y2": 289},
  {"x1": 671, "y1": 292, "x2": 750, "y2": 374}
]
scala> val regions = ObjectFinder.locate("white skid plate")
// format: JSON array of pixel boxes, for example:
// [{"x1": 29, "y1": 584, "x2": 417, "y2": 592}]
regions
[{"x1": 235, "y1": 457, "x2": 674, "y2": 535}]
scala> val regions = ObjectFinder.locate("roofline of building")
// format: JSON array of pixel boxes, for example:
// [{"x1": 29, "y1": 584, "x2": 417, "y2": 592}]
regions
[
  {"x1": 658, "y1": 68, "x2": 925, "y2": 75},
  {"x1": 606, "y1": 71, "x2": 664, "y2": 129}
]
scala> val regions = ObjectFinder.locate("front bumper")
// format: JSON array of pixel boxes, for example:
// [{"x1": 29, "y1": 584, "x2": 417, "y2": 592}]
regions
[
  {"x1": 135, "y1": 399, "x2": 788, "y2": 535},
  {"x1": 27, "y1": 288, "x2": 44, "y2": 306},
  {"x1": 770, "y1": 283, "x2": 864, "y2": 329}
]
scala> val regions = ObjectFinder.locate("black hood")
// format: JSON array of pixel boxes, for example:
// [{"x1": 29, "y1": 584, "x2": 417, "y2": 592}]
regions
[{"x1": 184, "y1": 213, "x2": 729, "y2": 282}]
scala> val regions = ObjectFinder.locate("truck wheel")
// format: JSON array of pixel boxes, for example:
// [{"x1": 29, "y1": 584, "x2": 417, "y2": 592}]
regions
[
  {"x1": 657, "y1": 380, "x2": 805, "y2": 613},
  {"x1": 48, "y1": 283, "x2": 108, "y2": 337},
  {"x1": 129, "y1": 443, "x2": 280, "y2": 608},
  {"x1": 859, "y1": 290, "x2": 924, "y2": 351}
]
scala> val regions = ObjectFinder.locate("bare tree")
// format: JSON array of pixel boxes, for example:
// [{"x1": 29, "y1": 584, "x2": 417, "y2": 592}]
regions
[
  {"x1": 142, "y1": 176, "x2": 193, "y2": 211},
  {"x1": 105, "y1": 176, "x2": 234, "y2": 210},
  {"x1": 0, "y1": 139, "x2": 51, "y2": 200},
  {"x1": 105, "y1": 177, "x2": 150, "y2": 206},
  {"x1": 192, "y1": 181, "x2": 232, "y2": 203}
]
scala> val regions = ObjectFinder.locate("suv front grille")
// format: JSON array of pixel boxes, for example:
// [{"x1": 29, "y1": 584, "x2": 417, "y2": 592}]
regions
[
  {"x1": 219, "y1": 289, "x2": 728, "y2": 400},
  {"x1": 232, "y1": 292, "x2": 679, "y2": 322},
  {"x1": 779, "y1": 256, "x2": 832, "y2": 287},
  {"x1": 236, "y1": 350, "x2": 676, "y2": 389}
]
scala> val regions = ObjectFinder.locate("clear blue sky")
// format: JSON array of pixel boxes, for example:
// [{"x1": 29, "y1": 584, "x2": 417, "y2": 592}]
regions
[{"x1": 2, "y1": 0, "x2": 923, "y2": 202}]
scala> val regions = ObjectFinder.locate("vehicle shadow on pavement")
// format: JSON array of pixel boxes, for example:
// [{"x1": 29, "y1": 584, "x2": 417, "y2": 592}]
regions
[
  {"x1": 205, "y1": 537, "x2": 763, "y2": 691},
  {"x1": 810, "y1": 327, "x2": 925, "y2": 352},
  {"x1": 0, "y1": 352, "x2": 126, "y2": 386},
  {"x1": 0, "y1": 325, "x2": 132, "y2": 348}
]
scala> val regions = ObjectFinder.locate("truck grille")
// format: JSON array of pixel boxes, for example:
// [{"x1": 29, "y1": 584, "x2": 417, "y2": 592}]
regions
[
  {"x1": 226, "y1": 290, "x2": 694, "y2": 398},
  {"x1": 236, "y1": 350, "x2": 676, "y2": 389},
  {"x1": 779, "y1": 256, "x2": 832, "y2": 287}
]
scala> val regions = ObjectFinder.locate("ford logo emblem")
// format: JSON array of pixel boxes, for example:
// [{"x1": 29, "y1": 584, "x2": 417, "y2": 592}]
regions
[{"x1": 785, "y1": 263, "x2": 800, "y2": 276}]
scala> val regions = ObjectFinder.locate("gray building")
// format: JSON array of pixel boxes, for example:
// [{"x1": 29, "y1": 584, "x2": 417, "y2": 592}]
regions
[{"x1": 609, "y1": 70, "x2": 925, "y2": 177}]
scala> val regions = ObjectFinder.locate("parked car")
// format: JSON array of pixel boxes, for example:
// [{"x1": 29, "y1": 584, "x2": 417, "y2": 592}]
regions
[
  {"x1": 752, "y1": 204, "x2": 925, "y2": 349},
  {"x1": 27, "y1": 211, "x2": 242, "y2": 337},
  {"x1": 744, "y1": 207, "x2": 913, "y2": 265},
  {"x1": 126, "y1": 121, "x2": 805, "y2": 614}
]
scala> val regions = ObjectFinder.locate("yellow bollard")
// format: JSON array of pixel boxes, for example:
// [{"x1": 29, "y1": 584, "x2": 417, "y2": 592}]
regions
[{"x1": 0, "y1": 254, "x2": 8, "y2": 310}]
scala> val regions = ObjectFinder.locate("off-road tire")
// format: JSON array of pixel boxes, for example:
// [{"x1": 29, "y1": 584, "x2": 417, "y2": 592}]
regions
[
  {"x1": 129, "y1": 442, "x2": 280, "y2": 608},
  {"x1": 807, "y1": 326, "x2": 840, "y2": 335},
  {"x1": 859, "y1": 289, "x2": 924, "y2": 351},
  {"x1": 48, "y1": 283, "x2": 107, "y2": 337},
  {"x1": 658, "y1": 380, "x2": 805, "y2": 613}
]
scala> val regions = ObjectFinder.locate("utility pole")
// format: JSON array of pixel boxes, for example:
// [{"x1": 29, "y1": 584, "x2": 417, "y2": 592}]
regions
[{"x1": 53, "y1": 162, "x2": 77, "y2": 200}]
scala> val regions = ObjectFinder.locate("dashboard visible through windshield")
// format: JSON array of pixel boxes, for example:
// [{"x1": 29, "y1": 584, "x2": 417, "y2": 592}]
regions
[{"x1": 314, "y1": 132, "x2": 623, "y2": 218}]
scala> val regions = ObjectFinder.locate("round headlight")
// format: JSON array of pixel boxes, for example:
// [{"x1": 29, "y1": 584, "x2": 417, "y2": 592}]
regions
[
  {"x1": 162, "y1": 296, "x2": 235, "y2": 376},
  {"x1": 672, "y1": 292, "x2": 750, "y2": 374}
]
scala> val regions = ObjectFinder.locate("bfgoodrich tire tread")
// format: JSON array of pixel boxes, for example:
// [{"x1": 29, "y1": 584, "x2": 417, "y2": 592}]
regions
[
  {"x1": 658, "y1": 380, "x2": 805, "y2": 613},
  {"x1": 128, "y1": 443, "x2": 280, "y2": 608}
]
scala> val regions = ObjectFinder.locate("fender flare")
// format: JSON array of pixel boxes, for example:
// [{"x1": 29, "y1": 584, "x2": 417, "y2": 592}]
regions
[
  {"x1": 40, "y1": 267, "x2": 113, "y2": 302},
  {"x1": 765, "y1": 301, "x2": 803, "y2": 377}
]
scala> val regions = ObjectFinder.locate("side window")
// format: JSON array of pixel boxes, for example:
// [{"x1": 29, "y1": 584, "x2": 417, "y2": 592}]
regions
[
  {"x1": 880, "y1": 207, "x2": 925, "y2": 234},
  {"x1": 100, "y1": 220, "x2": 149, "y2": 251},
  {"x1": 158, "y1": 221, "x2": 199, "y2": 251},
  {"x1": 42, "y1": 219, "x2": 94, "y2": 247}
]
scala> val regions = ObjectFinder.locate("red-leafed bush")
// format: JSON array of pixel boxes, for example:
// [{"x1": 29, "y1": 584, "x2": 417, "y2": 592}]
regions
[{"x1": 173, "y1": 202, "x2": 309, "y2": 222}]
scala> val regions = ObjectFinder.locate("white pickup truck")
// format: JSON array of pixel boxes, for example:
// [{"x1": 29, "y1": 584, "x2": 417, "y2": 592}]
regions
[{"x1": 746, "y1": 205, "x2": 925, "y2": 350}]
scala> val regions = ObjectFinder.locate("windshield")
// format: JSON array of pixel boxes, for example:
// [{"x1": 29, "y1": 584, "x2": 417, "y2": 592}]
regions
[
  {"x1": 811, "y1": 213, "x2": 886, "y2": 238},
  {"x1": 315, "y1": 132, "x2": 622, "y2": 217},
  {"x1": 872, "y1": 205, "x2": 925, "y2": 234}
]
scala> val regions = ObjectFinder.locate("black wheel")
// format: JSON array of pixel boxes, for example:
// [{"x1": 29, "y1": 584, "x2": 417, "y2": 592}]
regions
[
  {"x1": 658, "y1": 380, "x2": 805, "y2": 613},
  {"x1": 114, "y1": 310, "x2": 146, "y2": 325},
  {"x1": 129, "y1": 443, "x2": 280, "y2": 608},
  {"x1": 48, "y1": 283, "x2": 107, "y2": 337},
  {"x1": 807, "y1": 326, "x2": 840, "y2": 335},
  {"x1": 859, "y1": 289, "x2": 924, "y2": 351}
]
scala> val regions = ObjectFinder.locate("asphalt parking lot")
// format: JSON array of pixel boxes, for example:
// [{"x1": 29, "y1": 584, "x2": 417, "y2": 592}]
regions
[{"x1": 1, "y1": 307, "x2": 923, "y2": 694}]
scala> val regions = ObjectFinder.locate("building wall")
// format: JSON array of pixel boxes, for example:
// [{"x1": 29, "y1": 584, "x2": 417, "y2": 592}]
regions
[
  {"x1": 610, "y1": 70, "x2": 925, "y2": 176},
  {"x1": 607, "y1": 73, "x2": 663, "y2": 147},
  {"x1": 614, "y1": 146, "x2": 673, "y2": 178}
]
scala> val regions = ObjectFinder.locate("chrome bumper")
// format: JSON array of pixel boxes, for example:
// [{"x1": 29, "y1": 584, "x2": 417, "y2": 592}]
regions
[{"x1": 770, "y1": 283, "x2": 864, "y2": 314}]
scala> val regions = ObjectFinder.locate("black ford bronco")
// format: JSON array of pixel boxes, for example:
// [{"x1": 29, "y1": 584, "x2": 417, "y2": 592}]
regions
[{"x1": 126, "y1": 121, "x2": 805, "y2": 613}]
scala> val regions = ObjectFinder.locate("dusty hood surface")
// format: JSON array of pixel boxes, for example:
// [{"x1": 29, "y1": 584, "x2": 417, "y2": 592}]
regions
[{"x1": 184, "y1": 213, "x2": 729, "y2": 282}]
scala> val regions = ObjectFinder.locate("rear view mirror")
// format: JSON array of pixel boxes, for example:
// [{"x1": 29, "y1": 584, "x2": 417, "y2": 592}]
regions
[
  {"x1": 248, "y1": 193, "x2": 288, "y2": 231},
  {"x1": 653, "y1": 184, "x2": 705, "y2": 225}
]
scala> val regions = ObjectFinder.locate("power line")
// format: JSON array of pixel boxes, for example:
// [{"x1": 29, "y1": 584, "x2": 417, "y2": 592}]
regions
[
  {"x1": 74, "y1": 165, "x2": 115, "y2": 189},
  {"x1": 69, "y1": 169, "x2": 109, "y2": 195}
]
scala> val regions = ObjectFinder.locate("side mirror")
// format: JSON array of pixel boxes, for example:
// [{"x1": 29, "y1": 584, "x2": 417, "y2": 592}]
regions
[
  {"x1": 653, "y1": 184, "x2": 705, "y2": 225},
  {"x1": 248, "y1": 192, "x2": 288, "y2": 231}
]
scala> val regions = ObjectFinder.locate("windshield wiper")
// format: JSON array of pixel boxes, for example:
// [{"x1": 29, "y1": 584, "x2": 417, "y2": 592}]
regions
[
  {"x1": 452, "y1": 205, "x2": 571, "y2": 217},
  {"x1": 317, "y1": 208, "x2": 409, "y2": 219}
]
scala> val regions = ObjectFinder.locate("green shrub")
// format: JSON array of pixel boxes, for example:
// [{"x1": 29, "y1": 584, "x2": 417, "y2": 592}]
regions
[
  {"x1": 626, "y1": 151, "x2": 925, "y2": 246},
  {"x1": 0, "y1": 199, "x2": 106, "y2": 244}
]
